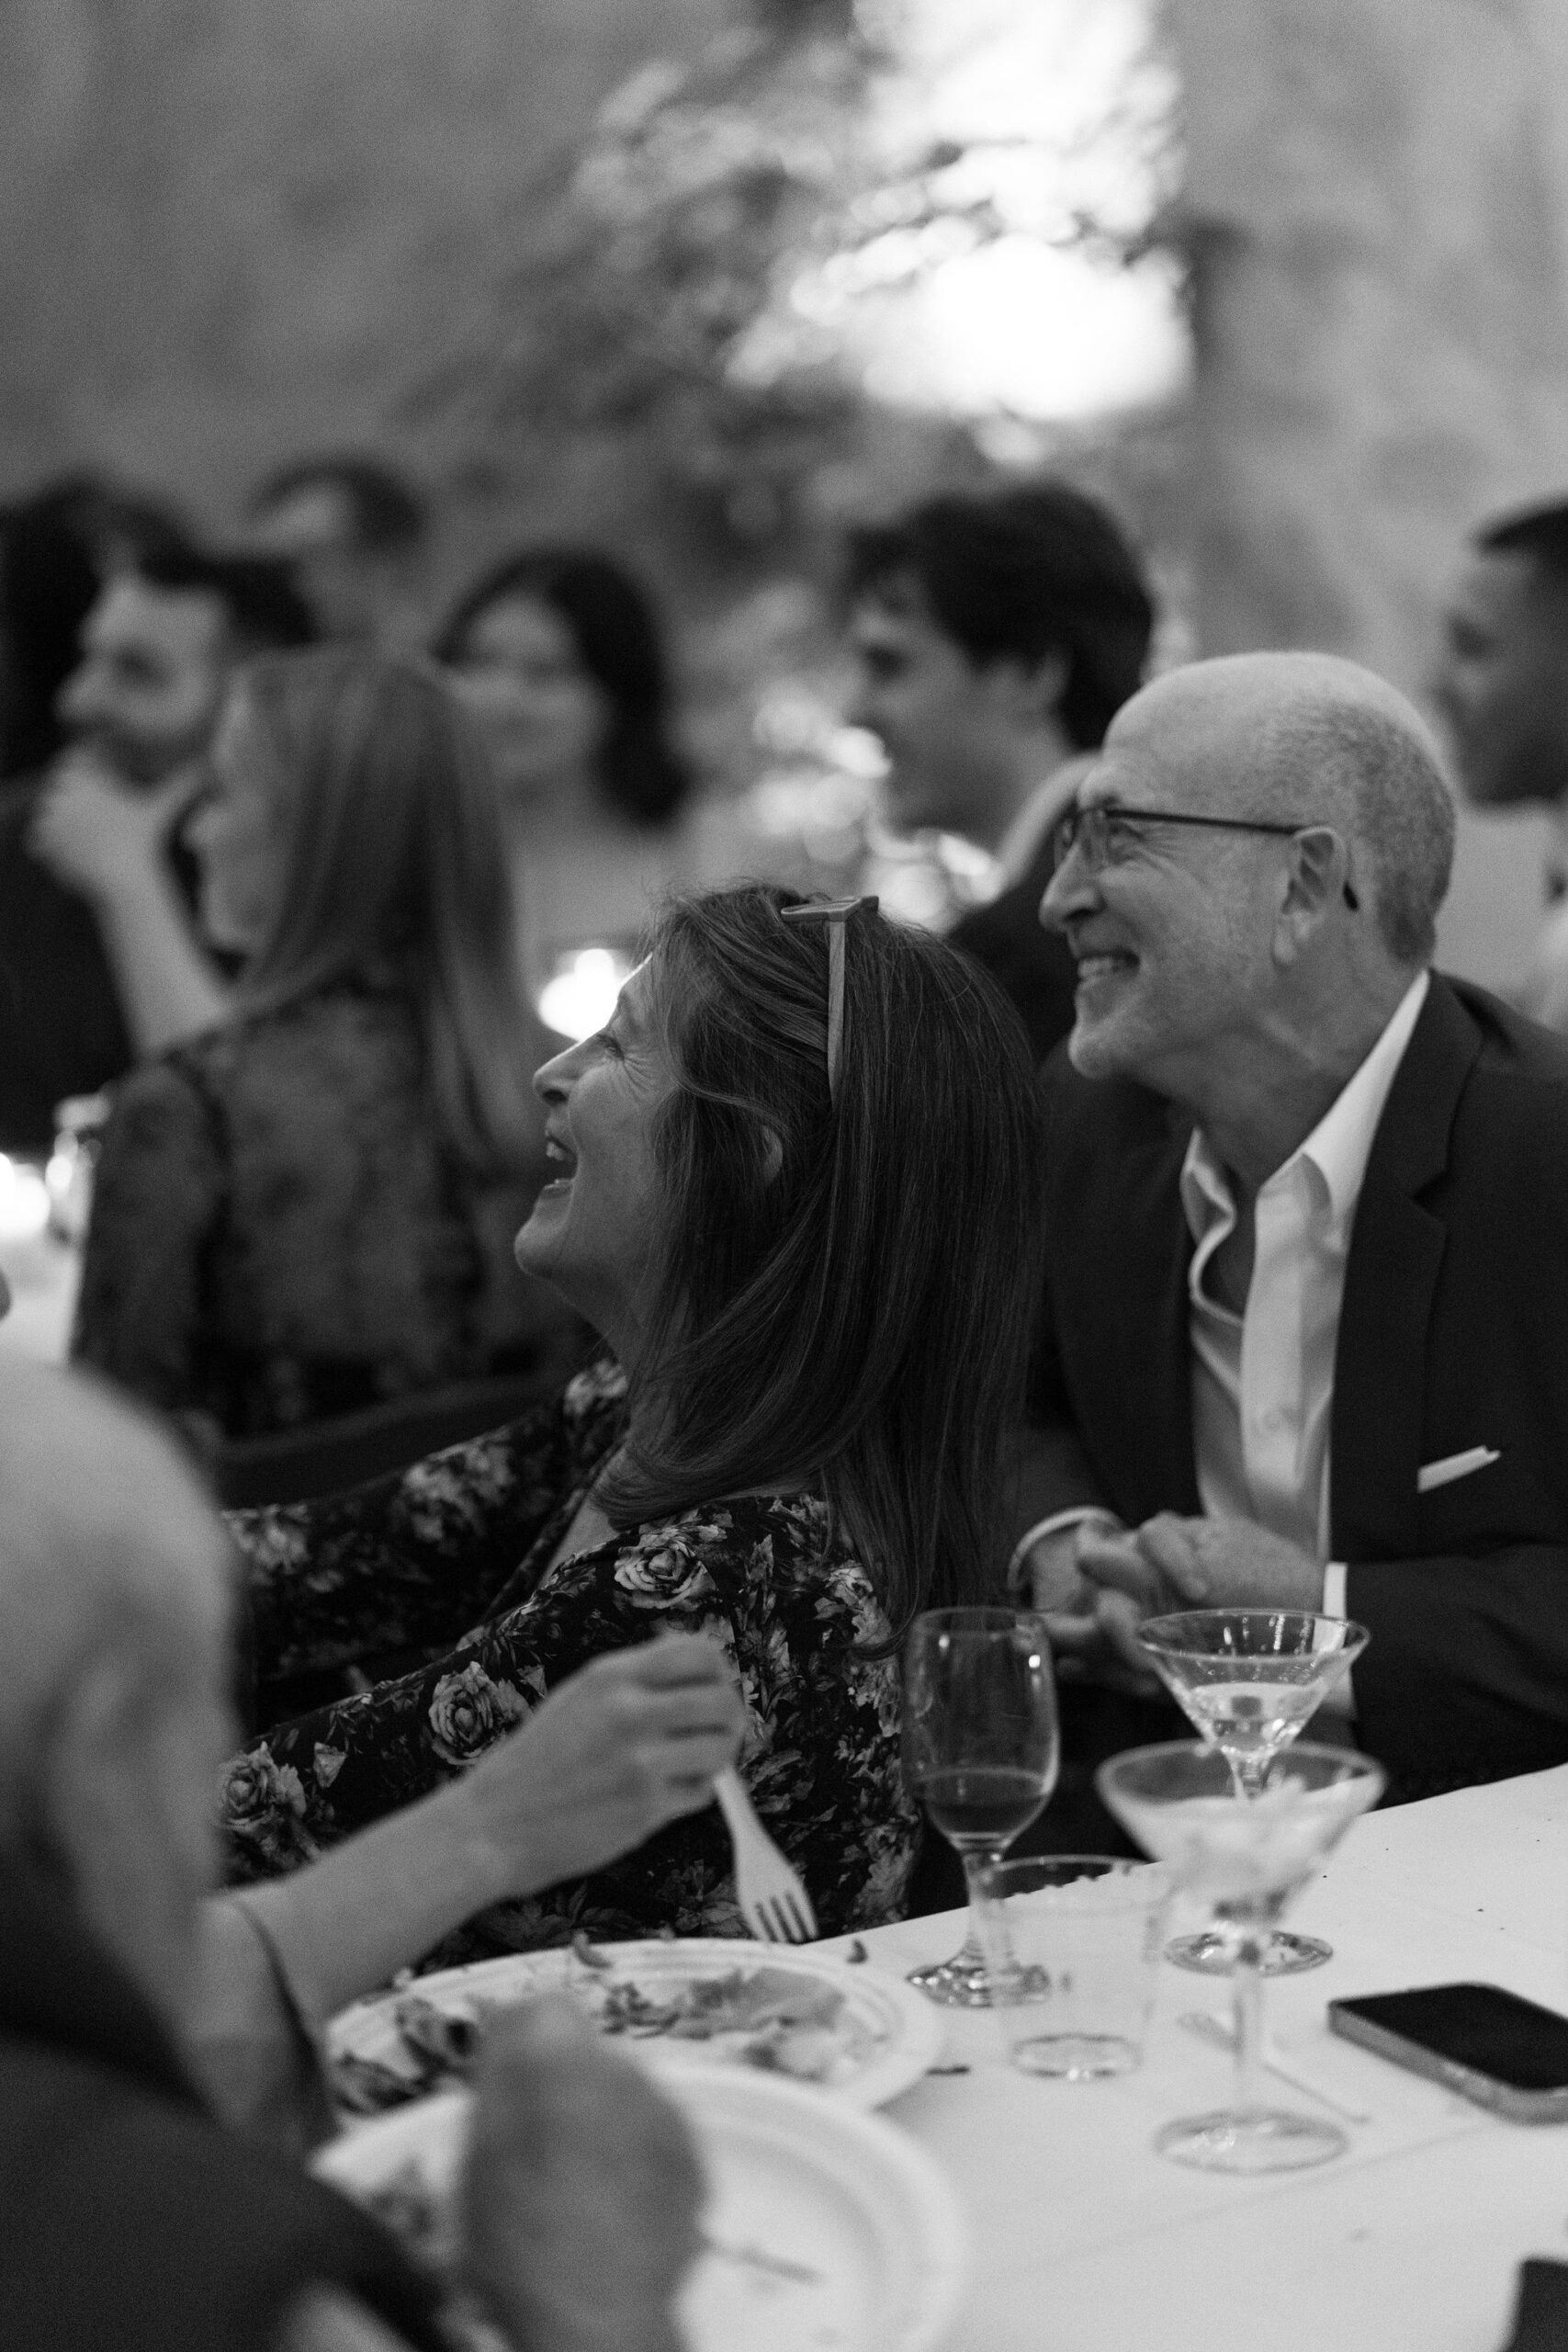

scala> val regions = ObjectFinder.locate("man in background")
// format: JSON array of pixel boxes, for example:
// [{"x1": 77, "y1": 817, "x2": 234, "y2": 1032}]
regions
[
  {"x1": 0, "y1": 547, "x2": 312, "y2": 1148},
  {"x1": 845, "y1": 482, "x2": 1155, "y2": 1057},
  {"x1": 245, "y1": 454, "x2": 430, "y2": 649},
  {"x1": 1430, "y1": 499, "x2": 1568, "y2": 1032}
]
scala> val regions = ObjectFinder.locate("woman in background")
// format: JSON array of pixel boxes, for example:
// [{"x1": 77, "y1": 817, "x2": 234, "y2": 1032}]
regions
[
  {"x1": 73, "y1": 647, "x2": 583, "y2": 1440},
  {"x1": 434, "y1": 548, "x2": 701, "y2": 1001}
]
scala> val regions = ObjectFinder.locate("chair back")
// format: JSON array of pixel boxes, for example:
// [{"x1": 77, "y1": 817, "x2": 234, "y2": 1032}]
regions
[{"x1": 213, "y1": 1370, "x2": 555, "y2": 1509}]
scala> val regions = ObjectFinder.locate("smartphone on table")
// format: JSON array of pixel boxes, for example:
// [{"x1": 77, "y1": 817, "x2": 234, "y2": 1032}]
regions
[{"x1": 1328, "y1": 1983, "x2": 1568, "y2": 2122}]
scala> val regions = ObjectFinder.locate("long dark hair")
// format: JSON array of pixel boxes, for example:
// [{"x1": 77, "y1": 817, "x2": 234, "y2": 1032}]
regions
[
  {"x1": 231, "y1": 647, "x2": 547, "y2": 1175},
  {"x1": 598, "y1": 886, "x2": 1043, "y2": 1643},
  {"x1": 433, "y1": 548, "x2": 691, "y2": 827}
]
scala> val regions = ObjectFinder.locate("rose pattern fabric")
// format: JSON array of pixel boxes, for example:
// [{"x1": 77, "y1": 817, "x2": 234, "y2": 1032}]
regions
[{"x1": 221, "y1": 1361, "x2": 919, "y2": 1962}]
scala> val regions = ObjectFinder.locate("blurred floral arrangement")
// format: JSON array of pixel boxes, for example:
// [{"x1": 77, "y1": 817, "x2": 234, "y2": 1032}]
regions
[
  {"x1": 409, "y1": 1, "x2": 1187, "y2": 895},
  {"x1": 412, "y1": 2, "x2": 1182, "y2": 562}
]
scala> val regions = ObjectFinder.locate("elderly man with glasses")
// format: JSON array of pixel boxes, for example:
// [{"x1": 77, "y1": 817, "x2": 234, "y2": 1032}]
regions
[{"x1": 1011, "y1": 648, "x2": 1568, "y2": 1809}]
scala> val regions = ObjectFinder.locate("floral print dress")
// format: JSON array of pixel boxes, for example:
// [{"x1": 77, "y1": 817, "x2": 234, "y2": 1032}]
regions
[{"x1": 221, "y1": 1363, "x2": 918, "y2": 1961}]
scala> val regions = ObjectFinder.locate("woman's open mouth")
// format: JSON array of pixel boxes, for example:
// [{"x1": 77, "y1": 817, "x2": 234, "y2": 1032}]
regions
[{"x1": 540, "y1": 1135, "x2": 578, "y2": 1194}]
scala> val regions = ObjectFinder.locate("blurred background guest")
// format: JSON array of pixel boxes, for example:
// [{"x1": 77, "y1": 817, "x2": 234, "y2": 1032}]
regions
[
  {"x1": 73, "y1": 647, "x2": 581, "y2": 1442},
  {"x1": 434, "y1": 548, "x2": 696, "y2": 1012},
  {"x1": 0, "y1": 472, "x2": 195, "y2": 781},
  {"x1": 244, "y1": 451, "x2": 432, "y2": 650},
  {"x1": 1431, "y1": 499, "x2": 1568, "y2": 1034},
  {"x1": 0, "y1": 545, "x2": 314, "y2": 1151},
  {"x1": 845, "y1": 484, "x2": 1155, "y2": 1058}
]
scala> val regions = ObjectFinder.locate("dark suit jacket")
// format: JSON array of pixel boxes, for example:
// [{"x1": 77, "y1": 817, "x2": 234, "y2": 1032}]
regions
[
  {"x1": 1030, "y1": 972, "x2": 1568, "y2": 1798},
  {"x1": 0, "y1": 783, "x2": 134, "y2": 1148},
  {"x1": 950, "y1": 836, "x2": 1079, "y2": 1063}
]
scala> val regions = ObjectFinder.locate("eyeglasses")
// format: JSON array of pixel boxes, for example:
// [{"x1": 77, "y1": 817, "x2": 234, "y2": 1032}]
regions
[
  {"x1": 1051, "y1": 804, "x2": 1359, "y2": 910},
  {"x1": 779, "y1": 895, "x2": 878, "y2": 1106}
]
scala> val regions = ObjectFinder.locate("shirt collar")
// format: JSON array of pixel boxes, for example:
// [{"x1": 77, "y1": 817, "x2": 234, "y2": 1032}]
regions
[{"x1": 1180, "y1": 969, "x2": 1430, "y2": 1243}]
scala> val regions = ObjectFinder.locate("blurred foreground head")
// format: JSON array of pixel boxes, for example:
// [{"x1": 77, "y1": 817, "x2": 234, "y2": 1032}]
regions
[
  {"x1": 1043, "y1": 650, "x2": 1455, "y2": 1099},
  {"x1": 0, "y1": 1363, "x2": 233, "y2": 2029},
  {"x1": 1433, "y1": 500, "x2": 1568, "y2": 810}
]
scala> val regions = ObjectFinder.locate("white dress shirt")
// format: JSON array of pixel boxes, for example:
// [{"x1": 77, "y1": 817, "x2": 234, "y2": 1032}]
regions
[
  {"x1": 1517, "y1": 801, "x2": 1568, "y2": 1036},
  {"x1": 1180, "y1": 971, "x2": 1430, "y2": 1645}
]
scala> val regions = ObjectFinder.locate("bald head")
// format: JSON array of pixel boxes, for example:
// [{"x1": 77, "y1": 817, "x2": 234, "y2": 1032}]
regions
[
  {"x1": 0, "y1": 1365, "x2": 233, "y2": 2020},
  {"x1": 1111, "y1": 652, "x2": 1456, "y2": 964}
]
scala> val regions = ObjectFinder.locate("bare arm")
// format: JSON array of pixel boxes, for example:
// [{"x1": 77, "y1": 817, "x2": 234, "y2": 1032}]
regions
[
  {"x1": 191, "y1": 1635, "x2": 744, "y2": 2143},
  {"x1": 275, "y1": 2290, "x2": 418, "y2": 2352},
  {"x1": 28, "y1": 756, "x2": 228, "y2": 1053}
]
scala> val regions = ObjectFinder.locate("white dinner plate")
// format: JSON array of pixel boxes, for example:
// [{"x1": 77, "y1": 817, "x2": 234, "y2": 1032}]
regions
[
  {"x1": 313, "y1": 2069, "x2": 967, "y2": 2352},
  {"x1": 329, "y1": 1938, "x2": 944, "y2": 2111}
]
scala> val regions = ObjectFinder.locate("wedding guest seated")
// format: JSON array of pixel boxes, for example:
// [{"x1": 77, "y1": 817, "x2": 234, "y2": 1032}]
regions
[
  {"x1": 0, "y1": 543, "x2": 314, "y2": 1150},
  {"x1": 846, "y1": 482, "x2": 1155, "y2": 1057},
  {"x1": 246, "y1": 453, "x2": 432, "y2": 650},
  {"x1": 0, "y1": 1359, "x2": 737, "y2": 2352},
  {"x1": 220, "y1": 886, "x2": 1042, "y2": 1949},
  {"x1": 0, "y1": 471, "x2": 195, "y2": 781},
  {"x1": 73, "y1": 646, "x2": 585, "y2": 1442},
  {"x1": 434, "y1": 548, "x2": 696, "y2": 994},
  {"x1": 1014, "y1": 650, "x2": 1568, "y2": 1806}
]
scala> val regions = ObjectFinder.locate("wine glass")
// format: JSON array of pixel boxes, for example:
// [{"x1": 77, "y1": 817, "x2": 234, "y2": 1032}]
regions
[
  {"x1": 901, "y1": 1606, "x2": 1059, "y2": 2007},
  {"x1": 1098, "y1": 1740, "x2": 1385, "y2": 2172},
  {"x1": 1136, "y1": 1609, "x2": 1369, "y2": 1975}
]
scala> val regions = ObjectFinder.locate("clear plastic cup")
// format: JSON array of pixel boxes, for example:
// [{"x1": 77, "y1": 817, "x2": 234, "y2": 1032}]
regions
[{"x1": 973, "y1": 1854, "x2": 1171, "y2": 2079}]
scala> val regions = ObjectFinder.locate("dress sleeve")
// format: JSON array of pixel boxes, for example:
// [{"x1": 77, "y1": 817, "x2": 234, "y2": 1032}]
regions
[
  {"x1": 71, "y1": 1058, "x2": 224, "y2": 1411},
  {"x1": 231, "y1": 1402, "x2": 577, "y2": 1707},
  {"x1": 222, "y1": 1498, "x2": 919, "y2": 1949}
]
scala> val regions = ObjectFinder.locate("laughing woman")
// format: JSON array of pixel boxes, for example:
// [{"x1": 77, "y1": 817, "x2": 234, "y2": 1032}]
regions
[{"x1": 221, "y1": 887, "x2": 1042, "y2": 1953}]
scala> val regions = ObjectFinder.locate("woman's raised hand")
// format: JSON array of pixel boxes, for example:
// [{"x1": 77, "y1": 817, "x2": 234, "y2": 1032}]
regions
[{"x1": 463, "y1": 1633, "x2": 747, "y2": 1898}]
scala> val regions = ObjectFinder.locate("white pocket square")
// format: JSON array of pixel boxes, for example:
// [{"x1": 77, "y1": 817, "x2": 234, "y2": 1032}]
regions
[{"x1": 1417, "y1": 1446, "x2": 1502, "y2": 1495}]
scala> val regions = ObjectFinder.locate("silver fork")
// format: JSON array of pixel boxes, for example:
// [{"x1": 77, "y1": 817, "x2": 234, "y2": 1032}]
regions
[{"x1": 714, "y1": 1767, "x2": 818, "y2": 1944}]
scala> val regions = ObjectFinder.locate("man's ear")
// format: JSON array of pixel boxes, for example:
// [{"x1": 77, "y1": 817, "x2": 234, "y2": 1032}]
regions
[
  {"x1": 1274, "y1": 826, "x2": 1352, "y2": 961},
  {"x1": 991, "y1": 647, "x2": 1070, "y2": 729},
  {"x1": 40, "y1": 1650, "x2": 151, "y2": 1871},
  {"x1": 757, "y1": 1125, "x2": 784, "y2": 1184}
]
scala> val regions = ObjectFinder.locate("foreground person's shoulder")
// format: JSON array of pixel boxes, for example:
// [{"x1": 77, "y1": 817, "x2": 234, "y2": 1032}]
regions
[{"x1": 275, "y1": 2288, "x2": 418, "y2": 2352}]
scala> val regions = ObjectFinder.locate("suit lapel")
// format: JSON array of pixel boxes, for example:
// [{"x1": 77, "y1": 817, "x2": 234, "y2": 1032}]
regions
[
  {"x1": 1330, "y1": 976, "x2": 1480, "y2": 1559},
  {"x1": 1118, "y1": 1112, "x2": 1202, "y2": 1520}
]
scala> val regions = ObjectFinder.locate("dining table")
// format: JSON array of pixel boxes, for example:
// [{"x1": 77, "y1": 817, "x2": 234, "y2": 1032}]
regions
[{"x1": 809, "y1": 1762, "x2": 1568, "y2": 2352}]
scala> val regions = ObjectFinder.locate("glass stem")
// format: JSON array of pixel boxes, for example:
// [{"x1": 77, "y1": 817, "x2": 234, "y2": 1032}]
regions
[
  {"x1": 1230, "y1": 1928, "x2": 1267, "y2": 2118},
  {"x1": 958, "y1": 1849, "x2": 999, "y2": 1960},
  {"x1": 1228, "y1": 1754, "x2": 1270, "y2": 1801}
]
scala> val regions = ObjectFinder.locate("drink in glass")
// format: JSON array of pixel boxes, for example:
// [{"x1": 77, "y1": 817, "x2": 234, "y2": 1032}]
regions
[
  {"x1": 902, "y1": 1607, "x2": 1059, "y2": 2007},
  {"x1": 1098, "y1": 1740, "x2": 1384, "y2": 2171},
  {"x1": 1137, "y1": 1609, "x2": 1369, "y2": 1973}
]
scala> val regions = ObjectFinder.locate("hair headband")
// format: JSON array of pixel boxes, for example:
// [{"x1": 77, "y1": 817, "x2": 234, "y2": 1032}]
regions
[{"x1": 779, "y1": 895, "x2": 878, "y2": 1106}]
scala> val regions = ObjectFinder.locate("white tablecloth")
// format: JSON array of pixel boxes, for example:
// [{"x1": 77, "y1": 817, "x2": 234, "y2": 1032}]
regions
[{"x1": 815, "y1": 1766, "x2": 1568, "y2": 2352}]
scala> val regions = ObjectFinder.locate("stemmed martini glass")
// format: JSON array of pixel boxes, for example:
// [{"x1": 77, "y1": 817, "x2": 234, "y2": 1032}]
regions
[
  {"x1": 1098, "y1": 1740, "x2": 1385, "y2": 2172},
  {"x1": 1135, "y1": 1610, "x2": 1369, "y2": 1974}
]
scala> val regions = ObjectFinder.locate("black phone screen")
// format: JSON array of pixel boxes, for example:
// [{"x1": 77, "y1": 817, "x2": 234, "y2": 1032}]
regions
[{"x1": 1335, "y1": 1984, "x2": 1568, "y2": 2093}]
